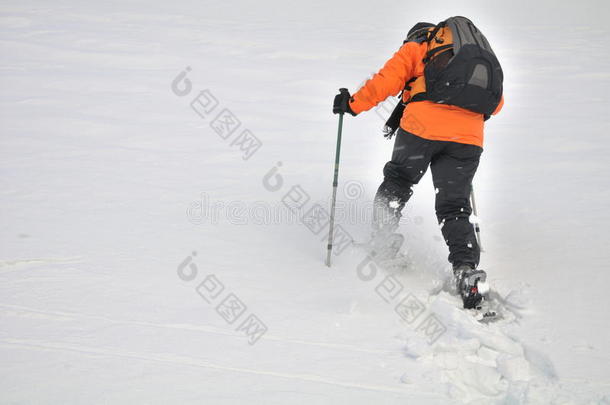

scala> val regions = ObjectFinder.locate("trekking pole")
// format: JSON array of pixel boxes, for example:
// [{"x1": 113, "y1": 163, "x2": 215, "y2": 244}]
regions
[
  {"x1": 325, "y1": 88, "x2": 348, "y2": 267},
  {"x1": 470, "y1": 184, "x2": 483, "y2": 252}
]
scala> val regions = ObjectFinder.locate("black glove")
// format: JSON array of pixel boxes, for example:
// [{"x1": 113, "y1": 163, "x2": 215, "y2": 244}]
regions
[{"x1": 333, "y1": 88, "x2": 357, "y2": 116}]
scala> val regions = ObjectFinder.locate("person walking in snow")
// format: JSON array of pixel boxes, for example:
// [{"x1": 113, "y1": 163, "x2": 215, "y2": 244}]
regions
[{"x1": 333, "y1": 17, "x2": 504, "y2": 308}]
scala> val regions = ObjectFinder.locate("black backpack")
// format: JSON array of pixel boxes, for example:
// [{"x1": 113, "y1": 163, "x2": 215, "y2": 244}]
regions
[
  {"x1": 383, "y1": 17, "x2": 503, "y2": 138},
  {"x1": 423, "y1": 16, "x2": 503, "y2": 116}
]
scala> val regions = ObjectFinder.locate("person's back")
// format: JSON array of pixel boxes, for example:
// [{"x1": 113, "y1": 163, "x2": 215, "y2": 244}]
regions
[{"x1": 333, "y1": 17, "x2": 504, "y2": 309}]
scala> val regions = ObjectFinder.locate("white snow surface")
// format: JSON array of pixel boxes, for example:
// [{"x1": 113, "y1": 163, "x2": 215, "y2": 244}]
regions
[{"x1": 1, "y1": 1, "x2": 610, "y2": 404}]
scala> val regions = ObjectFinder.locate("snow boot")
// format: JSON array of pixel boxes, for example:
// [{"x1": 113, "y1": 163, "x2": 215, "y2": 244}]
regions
[{"x1": 453, "y1": 264, "x2": 489, "y2": 309}]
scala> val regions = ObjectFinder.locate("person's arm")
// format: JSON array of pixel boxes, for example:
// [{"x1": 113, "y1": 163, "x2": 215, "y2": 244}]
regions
[{"x1": 349, "y1": 42, "x2": 423, "y2": 115}]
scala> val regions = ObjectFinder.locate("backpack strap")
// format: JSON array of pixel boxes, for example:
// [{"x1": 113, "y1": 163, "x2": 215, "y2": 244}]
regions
[
  {"x1": 422, "y1": 20, "x2": 452, "y2": 63},
  {"x1": 425, "y1": 21, "x2": 446, "y2": 44},
  {"x1": 423, "y1": 44, "x2": 453, "y2": 63},
  {"x1": 383, "y1": 77, "x2": 419, "y2": 139},
  {"x1": 402, "y1": 77, "x2": 417, "y2": 94}
]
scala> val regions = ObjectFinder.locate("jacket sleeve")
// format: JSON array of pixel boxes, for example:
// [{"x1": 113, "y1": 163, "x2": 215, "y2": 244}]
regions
[{"x1": 349, "y1": 42, "x2": 422, "y2": 115}]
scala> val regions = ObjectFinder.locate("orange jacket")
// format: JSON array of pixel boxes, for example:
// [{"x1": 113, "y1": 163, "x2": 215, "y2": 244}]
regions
[{"x1": 349, "y1": 41, "x2": 504, "y2": 147}]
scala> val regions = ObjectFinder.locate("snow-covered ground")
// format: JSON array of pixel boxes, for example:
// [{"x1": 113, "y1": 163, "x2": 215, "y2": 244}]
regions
[{"x1": 1, "y1": 1, "x2": 609, "y2": 403}]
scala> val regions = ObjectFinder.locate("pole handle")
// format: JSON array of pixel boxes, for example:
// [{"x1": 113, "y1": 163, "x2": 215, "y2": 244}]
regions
[{"x1": 338, "y1": 88, "x2": 349, "y2": 116}]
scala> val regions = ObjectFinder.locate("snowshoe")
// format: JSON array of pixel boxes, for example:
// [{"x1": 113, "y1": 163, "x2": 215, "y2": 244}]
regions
[{"x1": 454, "y1": 265, "x2": 491, "y2": 310}]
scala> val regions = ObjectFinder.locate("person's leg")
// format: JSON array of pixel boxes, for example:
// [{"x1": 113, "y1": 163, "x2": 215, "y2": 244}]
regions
[
  {"x1": 430, "y1": 142, "x2": 483, "y2": 269},
  {"x1": 372, "y1": 130, "x2": 434, "y2": 247}
]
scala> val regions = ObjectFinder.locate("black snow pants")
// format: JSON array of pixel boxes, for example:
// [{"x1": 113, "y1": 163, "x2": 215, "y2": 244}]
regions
[{"x1": 373, "y1": 129, "x2": 483, "y2": 269}]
